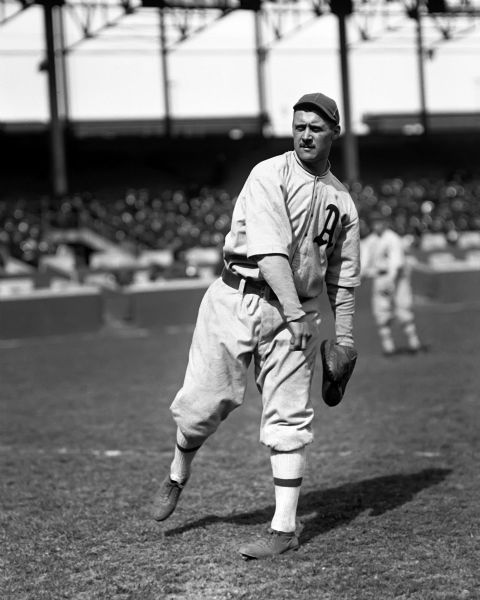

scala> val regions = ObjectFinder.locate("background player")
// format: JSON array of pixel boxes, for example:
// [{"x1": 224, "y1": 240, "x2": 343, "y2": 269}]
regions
[
  {"x1": 151, "y1": 92, "x2": 361, "y2": 559},
  {"x1": 361, "y1": 211, "x2": 426, "y2": 356}
]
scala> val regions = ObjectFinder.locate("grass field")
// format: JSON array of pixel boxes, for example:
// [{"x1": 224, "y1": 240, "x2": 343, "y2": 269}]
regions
[{"x1": 1, "y1": 287, "x2": 479, "y2": 600}]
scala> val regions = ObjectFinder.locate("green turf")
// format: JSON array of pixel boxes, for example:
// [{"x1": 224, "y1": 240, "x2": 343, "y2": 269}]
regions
[{"x1": 1, "y1": 296, "x2": 479, "y2": 600}]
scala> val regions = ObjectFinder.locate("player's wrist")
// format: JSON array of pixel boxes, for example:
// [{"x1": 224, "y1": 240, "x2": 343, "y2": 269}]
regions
[
  {"x1": 285, "y1": 309, "x2": 307, "y2": 323},
  {"x1": 281, "y1": 297, "x2": 306, "y2": 323},
  {"x1": 336, "y1": 336, "x2": 355, "y2": 347}
]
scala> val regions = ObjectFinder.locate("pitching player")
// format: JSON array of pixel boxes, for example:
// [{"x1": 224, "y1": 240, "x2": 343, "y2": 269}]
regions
[
  {"x1": 152, "y1": 93, "x2": 361, "y2": 559},
  {"x1": 361, "y1": 211, "x2": 425, "y2": 355}
]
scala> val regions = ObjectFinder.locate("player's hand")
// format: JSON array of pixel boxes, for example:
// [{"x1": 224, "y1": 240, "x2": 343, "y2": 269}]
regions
[{"x1": 287, "y1": 317, "x2": 313, "y2": 351}]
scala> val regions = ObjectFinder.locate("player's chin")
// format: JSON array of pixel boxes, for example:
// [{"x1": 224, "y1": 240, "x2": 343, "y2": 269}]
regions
[{"x1": 298, "y1": 148, "x2": 317, "y2": 162}]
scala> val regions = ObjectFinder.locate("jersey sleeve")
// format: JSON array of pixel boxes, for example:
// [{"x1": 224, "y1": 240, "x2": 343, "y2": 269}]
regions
[
  {"x1": 325, "y1": 195, "x2": 361, "y2": 288},
  {"x1": 241, "y1": 161, "x2": 292, "y2": 259},
  {"x1": 360, "y1": 235, "x2": 375, "y2": 277}
]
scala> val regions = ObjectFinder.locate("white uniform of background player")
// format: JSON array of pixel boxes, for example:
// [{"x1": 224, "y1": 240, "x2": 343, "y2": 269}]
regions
[
  {"x1": 152, "y1": 93, "x2": 361, "y2": 559},
  {"x1": 361, "y1": 212, "x2": 423, "y2": 355}
]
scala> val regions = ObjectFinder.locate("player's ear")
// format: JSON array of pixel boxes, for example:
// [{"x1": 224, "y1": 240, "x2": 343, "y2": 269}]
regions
[{"x1": 332, "y1": 124, "x2": 341, "y2": 139}]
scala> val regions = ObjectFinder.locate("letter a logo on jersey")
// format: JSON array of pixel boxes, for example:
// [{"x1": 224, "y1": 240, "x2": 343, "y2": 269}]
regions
[{"x1": 314, "y1": 204, "x2": 340, "y2": 248}]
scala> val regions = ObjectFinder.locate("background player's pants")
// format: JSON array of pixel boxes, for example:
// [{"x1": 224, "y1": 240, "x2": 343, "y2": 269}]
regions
[
  {"x1": 170, "y1": 277, "x2": 322, "y2": 452},
  {"x1": 372, "y1": 273, "x2": 415, "y2": 327}
]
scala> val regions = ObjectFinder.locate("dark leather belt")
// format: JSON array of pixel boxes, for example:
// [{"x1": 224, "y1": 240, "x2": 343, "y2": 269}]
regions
[
  {"x1": 221, "y1": 268, "x2": 310, "y2": 303},
  {"x1": 221, "y1": 268, "x2": 278, "y2": 301}
]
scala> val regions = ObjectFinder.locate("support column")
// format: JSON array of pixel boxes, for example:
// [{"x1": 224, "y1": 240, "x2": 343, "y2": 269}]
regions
[
  {"x1": 42, "y1": 0, "x2": 68, "y2": 198},
  {"x1": 56, "y1": 4, "x2": 69, "y2": 123},
  {"x1": 337, "y1": 11, "x2": 359, "y2": 183},
  {"x1": 254, "y1": 8, "x2": 269, "y2": 134},
  {"x1": 159, "y1": 6, "x2": 171, "y2": 138},
  {"x1": 415, "y1": 4, "x2": 428, "y2": 134},
  {"x1": 407, "y1": 1, "x2": 428, "y2": 134}
]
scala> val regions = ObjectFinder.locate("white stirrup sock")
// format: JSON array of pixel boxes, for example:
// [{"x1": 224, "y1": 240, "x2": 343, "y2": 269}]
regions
[
  {"x1": 403, "y1": 322, "x2": 421, "y2": 350},
  {"x1": 379, "y1": 325, "x2": 395, "y2": 353},
  {"x1": 270, "y1": 447, "x2": 306, "y2": 533},
  {"x1": 170, "y1": 429, "x2": 203, "y2": 485}
]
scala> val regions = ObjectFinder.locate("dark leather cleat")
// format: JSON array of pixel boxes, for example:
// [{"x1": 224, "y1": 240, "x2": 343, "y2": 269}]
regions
[
  {"x1": 239, "y1": 529, "x2": 299, "y2": 560},
  {"x1": 152, "y1": 476, "x2": 187, "y2": 521}
]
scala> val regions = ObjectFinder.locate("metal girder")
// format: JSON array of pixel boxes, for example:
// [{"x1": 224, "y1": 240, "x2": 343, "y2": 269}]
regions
[
  {"x1": 2, "y1": 0, "x2": 478, "y2": 42},
  {"x1": 59, "y1": 1, "x2": 229, "y2": 53},
  {"x1": 156, "y1": 6, "x2": 235, "y2": 48},
  {"x1": 259, "y1": 1, "x2": 326, "y2": 46},
  {"x1": 0, "y1": 0, "x2": 34, "y2": 25},
  {"x1": 62, "y1": 1, "x2": 142, "y2": 53},
  {"x1": 142, "y1": 0, "x2": 241, "y2": 8},
  {"x1": 34, "y1": 0, "x2": 65, "y2": 5}
]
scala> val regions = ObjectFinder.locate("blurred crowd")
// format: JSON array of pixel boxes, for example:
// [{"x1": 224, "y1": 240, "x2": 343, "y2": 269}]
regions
[
  {"x1": 1, "y1": 173, "x2": 480, "y2": 270},
  {"x1": 0, "y1": 186, "x2": 232, "y2": 269},
  {"x1": 351, "y1": 174, "x2": 480, "y2": 246}
]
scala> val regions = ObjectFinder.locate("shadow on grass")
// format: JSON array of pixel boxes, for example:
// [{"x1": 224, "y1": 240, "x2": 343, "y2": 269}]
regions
[{"x1": 164, "y1": 467, "x2": 451, "y2": 544}]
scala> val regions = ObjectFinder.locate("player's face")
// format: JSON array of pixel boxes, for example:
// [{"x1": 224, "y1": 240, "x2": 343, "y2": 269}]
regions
[
  {"x1": 372, "y1": 220, "x2": 387, "y2": 235},
  {"x1": 292, "y1": 110, "x2": 340, "y2": 170}
]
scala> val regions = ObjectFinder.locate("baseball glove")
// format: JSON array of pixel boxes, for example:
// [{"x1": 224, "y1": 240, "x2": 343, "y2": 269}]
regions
[{"x1": 320, "y1": 340, "x2": 358, "y2": 407}]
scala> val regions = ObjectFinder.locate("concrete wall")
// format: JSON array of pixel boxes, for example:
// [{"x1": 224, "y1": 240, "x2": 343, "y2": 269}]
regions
[
  {"x1": 411, "y1": 267, "x2": 480, "y2": 304},
  {"x1": 1, "y1": 268, "x2": 479, "y2": 340},
  {"x1": 125, "y1": 280, "x2": 210, "y2": 329},
  {"x1": 0, "y1": 287, "x2": 103, "y2": 340}
]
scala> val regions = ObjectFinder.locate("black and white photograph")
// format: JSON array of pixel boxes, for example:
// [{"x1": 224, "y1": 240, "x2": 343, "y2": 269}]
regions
[{"x1": 1, "y1": 0, "x2": 479, "y2": 598}]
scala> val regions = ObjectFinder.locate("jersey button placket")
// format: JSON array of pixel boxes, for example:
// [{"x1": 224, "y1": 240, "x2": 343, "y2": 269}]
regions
[{"x1": 305, "y1": 179, "x2": 318, "y2": 237}]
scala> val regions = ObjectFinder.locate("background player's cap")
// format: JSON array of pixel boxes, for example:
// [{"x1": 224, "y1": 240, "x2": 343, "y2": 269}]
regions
[{"x1": 293, "y1": 92, "x2": 340, "y2": 125}]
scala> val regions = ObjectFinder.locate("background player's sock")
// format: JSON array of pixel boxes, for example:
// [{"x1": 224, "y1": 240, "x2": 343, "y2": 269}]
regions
[
  {"x1": 379, "y1": 325, "x2": 395, "y2": 354},
  {"x1": 403, "y1": 321, "x2": 421, "y2": 350},
  {"x1": 270, "y1": 448, "x2": 306, "y2": 533},
  {"x1": 170, "y1": 428, "x2": 204, "y2": 484}
]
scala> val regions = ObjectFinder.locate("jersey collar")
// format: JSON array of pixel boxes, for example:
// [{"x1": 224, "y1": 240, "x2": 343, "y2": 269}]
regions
[{"x1": 293, "y1": 151, "x2": 331, "y2": 179}]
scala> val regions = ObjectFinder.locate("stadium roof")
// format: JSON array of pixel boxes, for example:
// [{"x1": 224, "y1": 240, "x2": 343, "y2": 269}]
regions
[{"x1": 1, "y1": 0, "x2": 479, "y2": 193}]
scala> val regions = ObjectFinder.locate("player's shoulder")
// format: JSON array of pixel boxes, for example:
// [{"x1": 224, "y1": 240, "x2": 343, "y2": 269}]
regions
[
  {"x1": 323, "y1": 169, "x2": 349, "y2": 193},
  {"x1": 250, "y1": 152, "x2": 292, "y2": 178},
  {"x1": 323, "y1": 171, "x2": 353, "y2": 201},
  {"x1": 383, "y1": 227, "x2": 401, "y2": 242}
]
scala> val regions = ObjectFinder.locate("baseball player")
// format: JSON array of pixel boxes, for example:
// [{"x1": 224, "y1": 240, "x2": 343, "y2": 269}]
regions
[
  {"x1": 152, "y1": 92, "x2": 361, "y2": 559},
  {"x1": 361, "y1": 211, "x2": 425, "y2": 356}
]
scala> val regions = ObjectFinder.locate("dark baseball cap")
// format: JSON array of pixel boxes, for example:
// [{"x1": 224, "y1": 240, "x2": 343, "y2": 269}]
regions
[{"x1": 293, "y1": 92, "x2": 340, "y2": 125}]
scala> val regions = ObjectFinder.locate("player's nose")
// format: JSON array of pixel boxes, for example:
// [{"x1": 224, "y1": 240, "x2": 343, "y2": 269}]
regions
[{"x1": 302, "y1": 128, "x2": 312, "y2": 141}]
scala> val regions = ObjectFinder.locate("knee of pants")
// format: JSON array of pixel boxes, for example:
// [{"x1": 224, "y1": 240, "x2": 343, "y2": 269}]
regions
[
  {"x1": 396, "y1": 307, "x2": 414, "y2": 324},
  {"x1": 170, "y1": 386, "x2": 243, "y2": 440},
  {"x1": 373, "y1": 301, "x2": 393, "y2": 326},
  {"x1": 260, "y1": 411, "x2": 314, "y2": 451},
  {"x1": 374, "y1": 312, "x2": 393, "y2": 327},
  {"x1": 260, "y1": 426, "x2": 313, "y2": 452}
]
